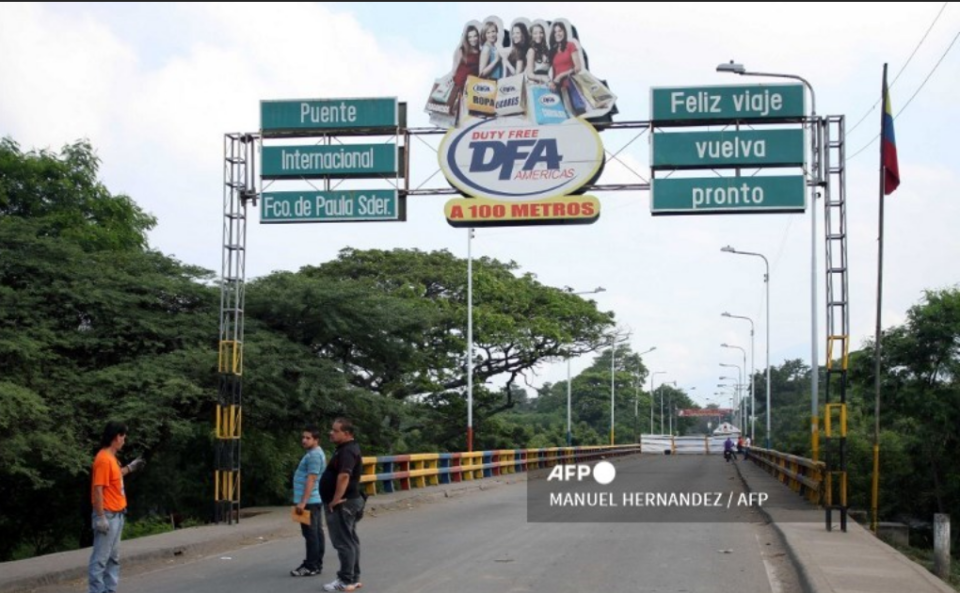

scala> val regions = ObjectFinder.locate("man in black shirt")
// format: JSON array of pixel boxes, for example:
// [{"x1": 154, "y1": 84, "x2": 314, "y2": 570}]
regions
[{"x1": 320, "y1": 417, "x2": 365, "y2": 592}]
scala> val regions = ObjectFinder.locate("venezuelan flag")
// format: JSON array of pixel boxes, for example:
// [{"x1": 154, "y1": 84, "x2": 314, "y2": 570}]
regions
[{"x1": 881, "y1": 71, "x2": 900, "y2": 195}]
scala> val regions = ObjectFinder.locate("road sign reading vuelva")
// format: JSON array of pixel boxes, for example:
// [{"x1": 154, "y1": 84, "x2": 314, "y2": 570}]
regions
[{"x1": 652, "y1": 129, "x2": 804, "y2": 170}]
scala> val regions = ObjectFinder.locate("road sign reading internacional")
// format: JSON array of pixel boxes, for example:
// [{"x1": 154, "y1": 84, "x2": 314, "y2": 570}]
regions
[
  {"x1": 651, "y1": 176, "x2": 805, "y2": 215},
  {"x1": 260, "y1": 98, "x2": 398, "y2": 135},
  {"x1": 261, "y1": 144, "x2": 398, "y2": 179},
  {"x1": 651, "y1": 84, "x2": 805, "y2": 125},
  {"x1": 260, "y1": 190, "x2": 403, "y2": 223}
]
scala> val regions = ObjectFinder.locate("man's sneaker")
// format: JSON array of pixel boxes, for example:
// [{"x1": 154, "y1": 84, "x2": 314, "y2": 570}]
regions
[
  {"x1": 290, "y1": 565, "x2": 320, "y2": 577},
  {"x1": 323, "y1": 578, "x2": 362, "y2": 591}
]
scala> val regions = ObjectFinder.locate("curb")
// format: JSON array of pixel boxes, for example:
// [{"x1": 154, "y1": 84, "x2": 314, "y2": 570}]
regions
[
  {"x1": 732, "y1": 457, "x2": 831, "y2": 593},
  {"x1": 0, "y1": 476, "x2": 529, "y2": 593},
  {"x1": 0, "y1": 523, "x2": 292, "y2": 593}
]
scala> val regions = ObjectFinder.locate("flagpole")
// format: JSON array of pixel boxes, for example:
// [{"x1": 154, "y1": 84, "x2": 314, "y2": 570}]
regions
[{"x1": 871, "y1": 63, "x2": 888, "y2": 534}]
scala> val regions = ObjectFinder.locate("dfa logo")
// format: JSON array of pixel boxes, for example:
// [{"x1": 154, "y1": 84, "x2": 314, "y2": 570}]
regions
[
  {"x1": 472, "y1": 82, "x2": 495, "y2": 95},
  {"x1": 439, "y1": 117, "x2": 604, "y2": 201},
  {"x1": 546, "y1": 461, "x2": 617, "y2": 485},
  {"x1": 539, "y1": 94, "x2": 560, "y2": 107}
]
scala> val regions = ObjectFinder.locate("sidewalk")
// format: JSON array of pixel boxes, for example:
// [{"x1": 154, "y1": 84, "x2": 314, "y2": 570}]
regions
[
  {"x1": 735, "y1": 457, "x2": 954, "y2": 593},
  {"x1": 0, "y1": 475, "x2": 526, "y2": 593}
]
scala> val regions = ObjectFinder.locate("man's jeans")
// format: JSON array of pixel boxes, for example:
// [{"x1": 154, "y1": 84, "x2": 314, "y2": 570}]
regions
[
  {"x1": 88, "y1": 511, "x2": 124, "y2": 593},
  {"x1": 301, "y1": 502, "x2": 325, "y2": 571},
  {"x1": 326, "y1": 498, "x2": 364, "y2": 584}
]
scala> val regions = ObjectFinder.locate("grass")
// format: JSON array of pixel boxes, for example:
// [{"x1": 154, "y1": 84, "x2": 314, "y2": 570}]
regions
[{"x1": 888, "y1": 541, "x2": 960, "y2": 592}]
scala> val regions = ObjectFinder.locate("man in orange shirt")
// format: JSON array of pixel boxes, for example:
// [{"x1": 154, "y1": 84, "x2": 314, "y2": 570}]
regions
[{"x1": 88, "y1": 422, "x2": 146, "y2": 593}]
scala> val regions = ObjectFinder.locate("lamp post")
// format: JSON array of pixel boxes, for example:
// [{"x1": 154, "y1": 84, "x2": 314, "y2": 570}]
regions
[
  {"x1": 651, "y1": 371, "x2": 667, "y2": 434},
  {"x1": 672, "y1": 386, "x2": 696, "y2": 435},
  {"x1": 717, "y1": 60, "x2": 820, "y2": 459},
  {"x1": 467, "y1": 228, "x2": 474, "y2": 451},
  {"x1": 718, "y1": 382, "x2": 739, "y2": 425},
  {"x1": 720, "y1": 245, "x2": 770, "y2": 449},
  {"x1": 720, "y1": 362, "x2": 743, "y2": 428},
  {"x1": 723, "y1": 314, "x2": 756, "y2": 441},
  {"x1": 609, "y1": 332, "x2": 632, "y2": 445},
  {"x1": 722, "y1": 344, "x2": 748, "y2": 437},
  {"x1": 720, "y1": 264, "x2": 770, "y2": 449},
  {"x1": 660, "y1": 380, "x2": 676, "y2": 434},
  {"x1": 633, "y1": 347, "x2": 657, "y2": 442},
  {"x1": 565, "y1": 287, "x2": 606, "y2": 446}
]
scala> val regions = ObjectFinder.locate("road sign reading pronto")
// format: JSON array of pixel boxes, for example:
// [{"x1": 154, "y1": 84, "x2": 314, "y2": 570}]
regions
[
  {"x1": 652, "y1": 129, "x2": 804, "y2": 170},
  {"x1": 261, "y1": 144, "x2": 397, "y2": 179},
  {"x1": 651, "y1": 84, "x2": 805, "y2": 124},
  {"x1": 651, "y1": 175, "x2": 805, "y2": 215},
  {"x1": 261, "y1": 98, "x2": 398, "y2": 134},
  {"x1": 260, "y1": 190, "x2": 403, "y2": 223}
]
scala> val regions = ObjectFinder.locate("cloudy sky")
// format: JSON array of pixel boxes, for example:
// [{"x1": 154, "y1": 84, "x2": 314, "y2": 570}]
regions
[{"x1": 2, "y1": 2, "x2": 957, "y2": 413}]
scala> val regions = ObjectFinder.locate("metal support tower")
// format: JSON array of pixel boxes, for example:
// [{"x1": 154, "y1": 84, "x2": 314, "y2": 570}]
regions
[
  {"x1": 216, "y1": 133, "x2": 256, "y2": 524},
  {"x1": 822, "y1": 116, "x2": 849, "y2": 531}
]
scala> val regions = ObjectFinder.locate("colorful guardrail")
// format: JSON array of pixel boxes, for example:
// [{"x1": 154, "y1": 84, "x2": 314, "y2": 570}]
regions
[{"x1": 358, "y1": 445, "x2": 642, "y2": 495}]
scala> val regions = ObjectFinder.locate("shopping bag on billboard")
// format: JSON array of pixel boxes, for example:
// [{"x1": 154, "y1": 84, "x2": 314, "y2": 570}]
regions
[
  {"x1": 425, "y1": 76, "x2": 459, "y2": 118},
  {"x1": 495, "y1": 74, "x2": 526, "y2": 117},
  {"x1": 561, "y1": 77, "x2": 588, "y2": 116},
  {"x1": 464, "y1": 75, "x2": 498, "y2": 116},
  {"x1": 430, "y1": 74, "x2": 455, "y2": 104},
  {"x1": 529, "y1": 84, "x2": 568, "y2": 125},
  {"x1": 572, "y1": 71, "x2": 616, "y2": 110}
]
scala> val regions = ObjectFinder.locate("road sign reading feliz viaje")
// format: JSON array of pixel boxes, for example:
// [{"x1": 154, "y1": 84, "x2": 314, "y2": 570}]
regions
[
  {"x1": 427, "y1": 16, "x2": 617, "y2": 227},
  {"x1": 651, "y1": 84, "x2": 805, "y2": 124},
  {"x1": 260, "y1": 190, "x2": 403, "y2": 223},
  {"x1": 651, "y1": 176, "x2": 805, "y2": 215},
  {"x1": 652, "y1": 129, "x2": 804, "y2": 170},
  {"x1": 260, "y1": 98, "x2": 398, "y2": 135}
]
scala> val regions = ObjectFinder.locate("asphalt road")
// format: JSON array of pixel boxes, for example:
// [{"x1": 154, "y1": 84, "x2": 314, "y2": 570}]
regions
[{"x1": 37, "y1": 455, "x2": 802, "y2": 593}]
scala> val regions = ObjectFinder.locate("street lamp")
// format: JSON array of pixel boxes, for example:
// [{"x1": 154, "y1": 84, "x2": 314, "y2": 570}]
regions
[
  {"x1": 717, "y1": 60, "x2": 820, "y2": 459},
  {"x1": 662, "y1": 383, "x2": 694, "y2": 435},
  {"x1": 720, "y1": 362, "x2": 743, "y2": 428},
  {"x1": 467, "y1": 228, "x2": 475, "y2": 452},
  {"x1": 723, "y1": 312, "x2": 757, "y2": 445},
  {"x1": 609, "y1": 332, "x2": 632, "y2": 445},
  {"x1": 660, "y1": 380, "x2": 677, "y2": 434},
  {"x1": 722, "y1": 344, "x2": 747, "y2": 436},
  {"x1": 565, "y1": 287, "x2": 606, "y2": 446},
  {"x1": 721, "y1": 249, "x2": 771, "y2": 449},
  {"x1": 651, "y1": 371, "x2": 667, "y2": 434},
  {"x1": 633, "y1": 347, "x2": 657, "y2": 442}
]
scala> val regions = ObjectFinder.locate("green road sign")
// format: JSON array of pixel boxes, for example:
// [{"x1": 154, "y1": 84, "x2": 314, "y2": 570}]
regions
[
  {"x1": 260, "y1": 190, "x2": 403, "y2": 223},
  {"x1": 652, "y1": 129, "x2": 804, "y2": 170},
  {"x1": 651, "y1": 85, "x2": 805, "y2": 124},
  {"x1": 651, "y1": 176, "x2": 805, "y2": 215},
  {"x1": 261, "y1": 144, "x2": 397, "y2": 179},
  {"x1": 261, "y1": 98, "x2": 397, "y2": 134}
]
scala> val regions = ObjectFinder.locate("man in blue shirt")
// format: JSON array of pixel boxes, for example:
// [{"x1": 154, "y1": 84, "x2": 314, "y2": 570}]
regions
[{"x1": 291, "y1": 424, "x2": 326, "y2": 577}]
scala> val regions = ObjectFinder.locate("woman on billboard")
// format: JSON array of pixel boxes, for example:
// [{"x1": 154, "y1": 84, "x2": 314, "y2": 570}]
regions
[
  {"x1": 524, "y1": 22, "x2": 552, "y2": 84},
  {"x1": 452, "y1": 24, "x2": 481, "y2": 89},
  {"x1": 504, "y1": 21, "x2": 530, "y2": 76},
  {"x1": 478, "y1": 20, "x2": 504, "y2": 80},
  {"x1": 547, "y1": 21, "x2": 583, "y2": 92}
]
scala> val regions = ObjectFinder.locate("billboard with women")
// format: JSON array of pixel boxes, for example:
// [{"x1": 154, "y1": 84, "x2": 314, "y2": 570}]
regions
[{"x1": 426, "y1": 17, "x2": 617, "y2": 227}]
